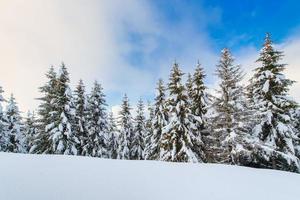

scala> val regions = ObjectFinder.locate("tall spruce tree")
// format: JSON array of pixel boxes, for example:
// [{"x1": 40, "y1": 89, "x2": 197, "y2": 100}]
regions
[
  {"x1": 5, "y1": 94, "x2": 25, "y2": 153},
  {"x1": 160, "y1": 62, "x2": 203, "y2": 162},
  {"x1": 131, "y1": 98, "x2": 146, "y2": 160},
  {"x1": 31, "y1": 66, "x2": 58, "y2": 153},
  {"x1": 117, "y1": 94, "x2": 134, "y2": 160},
  {"x1": 190, "y1": 62, "x2": 210, "y2": 131},
  {"x1": 189, "y1": 62, "x2": 210, "y2": 161},
  {"x1": 145, "y1": 79, "x2": 168, "y2": 160},
  {"x1": 210, "y1": 48, "x2": 250, "y2": 164},
  {"x1": 49, "y1": 63, "x2": 79, "y2": 155},
  {"x1": 73, "y1": 79, "x2": 89, "y2": 155},
  {"x1": 107, "y1": 112, "x2": 119, "y2": 159},
  {"x1": 24, "y1": 111, "x2": 38, "y2": 153},
  {"x1": 85, "y1": 81, "x2": 109, "y2": 157},
  {"x1": 0, "y1": 86, "x2": 7, "y2": 152},
  {"x1": 250, "y1": 33, "x2": 299, "y2": 172}
]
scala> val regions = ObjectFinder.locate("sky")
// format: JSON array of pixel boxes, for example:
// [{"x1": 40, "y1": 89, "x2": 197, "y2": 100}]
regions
[{"x1": 0, "y1": 0, "x2": 300, "y2": 114}]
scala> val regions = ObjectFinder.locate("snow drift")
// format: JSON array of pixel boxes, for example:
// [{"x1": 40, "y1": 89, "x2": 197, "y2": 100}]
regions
[{"x1": 0, "y1": 152, "x2": 299, "y2": 200}]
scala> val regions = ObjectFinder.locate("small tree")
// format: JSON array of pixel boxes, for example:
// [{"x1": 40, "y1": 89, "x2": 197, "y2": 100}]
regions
[
  {"x1": 0, "y1": 86, "x2": 7, "y2": 152},
  {"x1": 145, "y1": 79, "x2": 168, "y2": 160},
  {"x1": 117, "y1": 94, "x2": 134, "y2": 160},
  {"x1": 73, "y1": 79, "x2": 89, "y2": 155},
  {"x1": 131, "y1": 98, "x2": 146, "y2": 160},
  {"x1": 85, "y1": 81, "x2": 109, "y2": 157},
  {"x1": 107, "y1": 112, "x2": 119, "y2": 159},
  {"x1": 5, "y1": 94, "x2": 25, "y2": 153},
  {"x1": 24, "y1": 111, "x2": 38, "y2": 153}
]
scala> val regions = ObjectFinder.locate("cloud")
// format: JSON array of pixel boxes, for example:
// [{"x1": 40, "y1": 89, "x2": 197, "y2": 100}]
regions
[
  {"x1": 1, "y1": 0, "x2": 298, "y2": 116},
  {"x1": 0, "y1": 0, "x2": 220, "y2": 112}
]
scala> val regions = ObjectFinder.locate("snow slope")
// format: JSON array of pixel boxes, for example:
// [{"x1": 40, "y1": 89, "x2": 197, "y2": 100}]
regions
[{"x1": 0, "y1": 152, "x2": 299, "y2": 200}]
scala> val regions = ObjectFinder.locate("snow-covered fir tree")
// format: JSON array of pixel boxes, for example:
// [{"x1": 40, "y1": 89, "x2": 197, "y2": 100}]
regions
[
  {"x1": 145, "y1": 79, "x2": 168, "y2": 160},
  {"x1": 117, "y1": 94, "x2": 134, "y2": 160},
  {"x1": 49, "y1": 63, "x2": 79, "y2": 155},
  {"x1": 5, "y1": 94, "x2": 25, "y2": 153},
  {"x1": 131, "y1": 98, "x2": 146, "y2": 160},
  {"x1": 189, "y1": 62, "x2": 210, "y2": 132},
  {"x1": 85, "y1": 81, "x2": 109, "y2": 157},
  {"x1": 210, "y1": 48, "x2": 251, "y2": 165},
  {"x1": 0, "y1": 86, "x2": 7, "y2": 152},
  {"x1": 73, "y1": 79, "x2": 89, "y2": 155},
  {"x1": 24, "y1": 111, "x2": 38, "y2": 153},
  {"x1": 107, "y1": 112, "x2": 119, "y2": 159},
  {"x1": 188, "y1": 62, "x2": 210, "y2": 161},
  {"x1": 250, "y1": 33, "x2": 299, "y2": 172},
  {"x1": 143, "y1": 101, "x2": 154, "y2": 159},
  {"x1": 31, "y1": 66, "x2": 58, "y2": 153},
  {"x1": 34, "y1": 64, "x2": 79, "y2": 155},
  {"x1": 161, "y1": 62, "x2": 203, "y2": 162}
]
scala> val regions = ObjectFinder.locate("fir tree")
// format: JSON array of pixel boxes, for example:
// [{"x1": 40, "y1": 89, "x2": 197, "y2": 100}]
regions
[
  {"x1": 24, "y1": 111, "x2": 38, "y2": 153},
  {"x1": 117, "y1": 94, "x2": 134, "y2": 160},
  {"x1": 144, "y1": 101, "x2": 155, "y2": 159},
  {"x1": 190, "y1": 62, "x2": 210, "y2": 131},
  {"x1": 5, "y1": 94, "x2": 25, "y2": 153},
  {"x1": 73, "y1": 79, "x2": 89, "y2": 155},
  {"x1": 49, "y1": 63, "x2": 79, "y2": 155},
  {"x1": 145, "y1": 79, "x2": 168, "y2": 160},
  {"x1": 85, "y1": 81, "x2": 109, "y2": 157},
  {"x1": 161, "y1": 62, "x2": 203, "y2": 162},
  {"x1": 189, "y1": 62, "x2": 210, "y2": 161},
  {"x1": 250, "y1": 33, "x2": 299, "y2": 172},
  {"x1": 107, "y1": 112, "x2": 118, "y2": 159},
  {"x1": 131, "y1": 98, "x2": 146, "y2": 160},
  {"x1": 210, "y1": 48, "x2": 250, "y2": 165},
  {"x1": 0, "y1": 86, "x2": 7, "y2": 152},
  {"x1": 31, "y1": 66, "x2": 57, "y2": 153}
]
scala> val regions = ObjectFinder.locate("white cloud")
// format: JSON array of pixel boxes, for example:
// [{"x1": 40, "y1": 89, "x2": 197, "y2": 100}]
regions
[
  {"x1": 1, "y1": 0, "x2": 299, "y2": 116},
  {"x1": 0, "y1": 0, "x2": 219, "y2": 112},
  {"x1": 0, "y1": 0, "x2": 157, "y2": 111}
]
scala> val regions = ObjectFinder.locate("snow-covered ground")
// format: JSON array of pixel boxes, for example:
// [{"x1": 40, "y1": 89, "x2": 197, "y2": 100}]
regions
[{"x1": 0, "y1": 152, "x2": 299, "y2": 200}]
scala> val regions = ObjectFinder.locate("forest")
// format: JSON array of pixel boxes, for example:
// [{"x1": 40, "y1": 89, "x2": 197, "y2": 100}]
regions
[{"x1": 0, "y1": 33, "x2": 299, "y2": 173}]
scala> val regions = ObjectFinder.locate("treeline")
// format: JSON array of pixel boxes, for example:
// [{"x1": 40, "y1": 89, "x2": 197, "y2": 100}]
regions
[{"x1": 0, "y1": 33, "x2": 299, "y2": 173}]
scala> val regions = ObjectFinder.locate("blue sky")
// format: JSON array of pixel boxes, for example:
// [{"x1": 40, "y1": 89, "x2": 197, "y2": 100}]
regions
[{"x1": 0, "y1": 0, "x2": 300, "y2": 113}]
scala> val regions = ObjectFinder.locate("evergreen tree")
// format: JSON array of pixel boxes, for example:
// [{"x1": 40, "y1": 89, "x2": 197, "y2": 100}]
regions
[
  {"x1": 85, "y1": 81, "x2": 109, "y2": 157},
  {"x1": 107, "y1": 112, "x2": 118, "y2": 159},
  {"x1": 190, "y1": 62, "x2": 210, "y2": 131},
  {"x1": 250, "y1": 33, "x2": 299, "y2": 172},
  {"x1": 49, "y1": 63, "x2": 79, "y2": 155},
  {"x1": 0, "y1": 86, "x2": 7, "y2": 152},
  {"x1": 161, "y1": 62, "x2": 202, "y2": 162},
  {"x1": 117, "y1": 94, "x2": 134, "y2": 160},
  {"x1": 189, "y1": 62, "x2": 210, "y2": 161},
  {"x1": 144, "y1": 101, "x2": 155, "y2": 160},
  {"x1": 145, "y1": 79, "x2": 168, "y2": 160},
  {"x1": 210, "y1": 48, "x2": 250, "y2": 164},
  {"x1": 24, "y1": 111, "x2": 38, "y2": 153},
  {"x1": 31, "y1": 66, "x2": 57, "y2": 153},
  {"x1": 73, "y1": 79, "x2": 89, "y2": 155},
  {"x1": 5, "y1": 94, "x2": 25, "y2": 153},
  {"x1": 131, "y1": 98, "x2": 146, "y2": 160}
]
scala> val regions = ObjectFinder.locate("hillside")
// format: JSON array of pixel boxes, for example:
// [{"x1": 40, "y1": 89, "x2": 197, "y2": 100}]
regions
[{"x1": 0, "y1": 152, "x2": 299, "y2": 200}]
